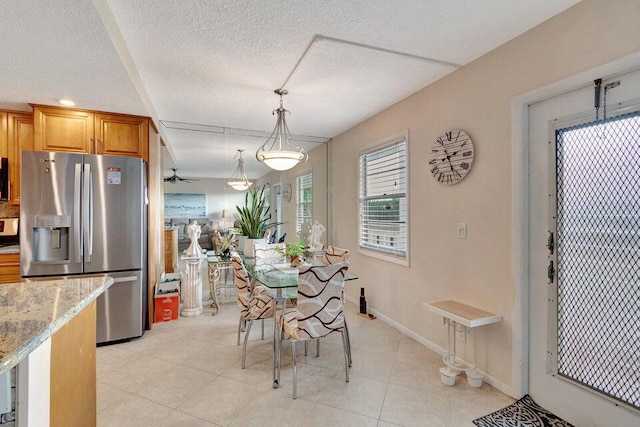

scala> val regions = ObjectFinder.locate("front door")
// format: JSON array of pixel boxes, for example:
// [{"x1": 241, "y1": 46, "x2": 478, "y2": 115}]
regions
[{"x1": 527, "y1": 68, "x2": 640, "y2": 426}]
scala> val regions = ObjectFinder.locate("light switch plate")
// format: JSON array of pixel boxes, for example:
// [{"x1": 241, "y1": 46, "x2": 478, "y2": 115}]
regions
[{"x1": 457, "y1": 223, "x2": 467, "y2": 239}]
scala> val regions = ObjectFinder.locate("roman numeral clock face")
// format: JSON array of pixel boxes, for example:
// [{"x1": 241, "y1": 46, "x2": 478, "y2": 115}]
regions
[{"x1": 428, "y1": 130, "x2": 475, "y2": 185}]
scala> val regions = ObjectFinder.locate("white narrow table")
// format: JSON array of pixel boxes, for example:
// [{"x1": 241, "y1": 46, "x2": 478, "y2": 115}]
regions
[{"x1": 423, "y1": 299, "x2": 502, "y2": 387}]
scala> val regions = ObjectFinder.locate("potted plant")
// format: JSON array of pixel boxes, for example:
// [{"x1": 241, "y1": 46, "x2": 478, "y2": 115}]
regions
[
  {"x1": 278, "y1": 241, "x2": 306, "y2": 267},
  {"x1": 234, "y1": 186, "x2": 279, "y2": 257}
]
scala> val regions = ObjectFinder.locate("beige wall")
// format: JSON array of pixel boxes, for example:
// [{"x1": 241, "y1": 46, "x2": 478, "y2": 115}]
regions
[{"x1": 329, "y1": 0, "x2": 640, "y2": 392}]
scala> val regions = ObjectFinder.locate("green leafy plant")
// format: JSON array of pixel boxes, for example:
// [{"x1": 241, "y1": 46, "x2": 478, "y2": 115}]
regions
[
  {"x1": 278, "y1": 241, "x2": 306, "y2": 259},
  {"x1": 234, "y1": 187, "x2": 279, "y2": 238}
]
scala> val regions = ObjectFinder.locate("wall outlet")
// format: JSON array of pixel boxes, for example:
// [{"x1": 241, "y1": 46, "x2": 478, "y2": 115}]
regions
[{"x1": 457, "y1": 223, "x2": 467, "y2": 239}]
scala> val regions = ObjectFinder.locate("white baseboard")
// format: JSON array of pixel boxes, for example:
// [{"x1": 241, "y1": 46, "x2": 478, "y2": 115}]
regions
[{"x1": 346, "y1": 295, "x2": 514, "y2": 398}]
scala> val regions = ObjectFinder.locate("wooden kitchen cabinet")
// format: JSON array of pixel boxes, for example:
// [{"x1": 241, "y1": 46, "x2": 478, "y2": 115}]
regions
[
  {"x1": 95, "y1": 113, "x2": 148, "y2": 161},
  {"x1": 0, "y1": 253, "x2": 20, "y2": 284},
  {"x1": 33, "y1": 105, "x2": 149, "y2": 162},
  {"x1": 164, "y1": 227, "x2": 178, "y2": 273},
  {"x1": 0, "y1": 111, "x2": 7, "y2": 158},
  {"x1": 50, "y1": 300, "x2": 97, "y2": 427},
  {"x1": 33, "y1": 105, "x2": 93, "y2": 153},
  {"x1": 7, "y1": 111, "x2": 33, "y2": 205}
]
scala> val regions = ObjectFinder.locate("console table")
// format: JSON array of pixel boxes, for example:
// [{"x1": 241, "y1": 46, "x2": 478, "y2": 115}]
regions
[
  {"x1": 423, "y1": 299, "x2": 502, "y2": 387},
  {"x1": 207, "y1": 255, "x2": 234, "y2": 315}
]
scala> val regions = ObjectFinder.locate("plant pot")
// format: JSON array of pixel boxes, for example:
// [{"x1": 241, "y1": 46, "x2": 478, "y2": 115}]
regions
[
  {"x1": 466, "y1": 370, "x2": 483, "y2": 388},
  {"x1": 289, "y1": 255, "x2": 303, "y2": 267},
  {"x1": 244, "y1": 238, "x2": 266, "y2": 258},
  {"x1": 237, "y1": 236, "x2": 247, "y2": 254},
  {"x1": 439, "y1": 367, "x2": 456, "y2": 386}
]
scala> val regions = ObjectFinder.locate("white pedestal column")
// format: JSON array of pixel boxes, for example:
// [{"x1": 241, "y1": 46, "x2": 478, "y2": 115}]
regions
[{"x1": 181, "y1": 255, "x2": 204, "y2": 317}]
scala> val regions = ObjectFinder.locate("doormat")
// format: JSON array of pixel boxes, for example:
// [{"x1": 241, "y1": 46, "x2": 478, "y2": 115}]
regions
[{"x1": 473, "y1": 395, "x2": 574, "y2": 427}]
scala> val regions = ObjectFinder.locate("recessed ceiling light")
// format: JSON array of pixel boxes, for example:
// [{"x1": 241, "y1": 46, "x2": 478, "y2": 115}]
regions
[{"x1": 58, "y1": 99, "x2": 75, "y2": 106}]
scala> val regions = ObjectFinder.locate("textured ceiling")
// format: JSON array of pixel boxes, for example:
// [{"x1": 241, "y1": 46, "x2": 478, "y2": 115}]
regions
[
  {"x1": 0, "y1": 0, "x2": 580, "y2": 179},
  {"x1": 0, "y1": 0, "x2": 147, "y2": 115}
]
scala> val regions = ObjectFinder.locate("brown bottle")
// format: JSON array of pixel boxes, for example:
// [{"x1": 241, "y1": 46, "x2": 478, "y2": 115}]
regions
[{"x1": 359, "y1": 287, "x2": 367, "y2": 314}]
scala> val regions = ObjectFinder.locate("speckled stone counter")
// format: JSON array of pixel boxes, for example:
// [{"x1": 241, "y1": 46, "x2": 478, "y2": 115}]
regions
[
  {"x1": 0, "y1": 245, "x2": 19, "y2": 254},
  {"x1": 0, "y1": 276, "x2": 114, "y2": 375}
]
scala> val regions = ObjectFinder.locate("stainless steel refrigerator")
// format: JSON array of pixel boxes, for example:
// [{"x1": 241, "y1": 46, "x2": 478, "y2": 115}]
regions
[{"x1": 20, "y1": 150, "x2": 147, "y2": 344}]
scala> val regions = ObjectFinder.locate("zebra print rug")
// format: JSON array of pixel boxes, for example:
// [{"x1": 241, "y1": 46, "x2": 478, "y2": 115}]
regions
[{"x1": 473, "y1": 395, "x2": 574, "y2": 427}]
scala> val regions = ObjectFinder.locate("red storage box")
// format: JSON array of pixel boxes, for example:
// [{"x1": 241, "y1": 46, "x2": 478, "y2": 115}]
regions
[{"x1": 154, "y1": 281, "x2": 180, "y2": 322}]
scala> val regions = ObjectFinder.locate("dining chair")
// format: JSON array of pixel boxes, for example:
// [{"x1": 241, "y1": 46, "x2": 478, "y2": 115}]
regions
[
  {"x1": 323, "y1": 245, "x2": 350, "y2": 265},
  {"x1": 278, "y1": 261, "x2": 350, "y2": 399},
  {"x1": 321, "y1": 245, "x2": 352, "y2": 366},
  {"x1": 231, "y1": 253, "x2": 275, "y2": 368}
]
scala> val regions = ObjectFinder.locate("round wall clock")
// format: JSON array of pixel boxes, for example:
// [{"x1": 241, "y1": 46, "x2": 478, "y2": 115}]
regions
[
  {"x1": 428, "y1": 130, "x2": 475, "y2": 185},
  {"x1": 282, "y1": 182, "x2": 292, "y2": 202}
]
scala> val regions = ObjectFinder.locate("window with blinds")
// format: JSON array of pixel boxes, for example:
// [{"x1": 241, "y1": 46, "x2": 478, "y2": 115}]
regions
[
  {"x1": 359, "y1": 135, "x2": 408, "y2": 260},
  {"x1": 296, "y1": 172, "x2": 312, "y2": 233}
]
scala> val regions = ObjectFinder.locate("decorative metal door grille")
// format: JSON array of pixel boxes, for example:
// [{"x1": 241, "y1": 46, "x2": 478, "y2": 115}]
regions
[{"x1": 555, "y1": 111, "x2": 640, "y2": 410}]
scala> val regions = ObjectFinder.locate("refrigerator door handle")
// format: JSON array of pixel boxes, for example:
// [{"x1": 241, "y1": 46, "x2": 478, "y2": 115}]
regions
[
  {"x1": 83, "y1": 163, "x2": 93, "y2": 263},
  {"x1": 74, "y1": 163, "x2": 82, "y2": 263},
  {"x1": 112, "y1": 276, "x2": 138, "y2": 283}
]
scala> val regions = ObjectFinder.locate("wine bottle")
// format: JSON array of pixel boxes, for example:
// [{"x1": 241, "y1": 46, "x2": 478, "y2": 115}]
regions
[{"x1": 359, "y1": 287, "x2": 367, "y2": 314}]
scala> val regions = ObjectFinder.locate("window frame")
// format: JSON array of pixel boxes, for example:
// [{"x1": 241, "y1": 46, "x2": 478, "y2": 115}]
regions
[
  {"x1": 358, "y1": 131, "x2": 410, "y2": 266},
  {"x1": 296, "y1": 171, "x2": 313, "y2": 234}
]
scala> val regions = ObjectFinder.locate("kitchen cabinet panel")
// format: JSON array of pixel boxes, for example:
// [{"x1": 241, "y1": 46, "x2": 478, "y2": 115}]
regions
[
  {"x1": 34, "y1": 106, "x2": 93, "y2": 153},
  {"x1": 95, "y1": 113, "x2": 148, "y2": 161},
  {"x1": 0, "y1": 253, "x2": 20, "y2": 284},
  {"x1": 50, "y1": 300, "x2": 96, "y2": 427},
  {"x1": 164, "y1": 227, "x2": 178, "y2": 273},
  {"x1": 0, "y1": 111, "x2": 7, "y2": 158},
  {"x1": 7, "y1": 112, "x2": 33, "y2": 205}
]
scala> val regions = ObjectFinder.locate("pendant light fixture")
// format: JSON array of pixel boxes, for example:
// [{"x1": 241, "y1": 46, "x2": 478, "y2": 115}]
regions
[
  {"x1": 226, "y1": 149, "x2": 252, "y2": 191},
  {"x1": 256, "y1": 89, "x2": 308, "y2": 171}
]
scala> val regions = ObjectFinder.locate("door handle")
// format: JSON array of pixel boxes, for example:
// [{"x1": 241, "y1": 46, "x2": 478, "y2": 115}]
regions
[
  {"x1": 74, "y1": 163, "x2": 82, "y2": 263},
  {"x1": 83, "y1": 163, "x2": 93, "y2": 263},
  {"x1": 112, "y1": 276, "x2": 138, "y2": 283},
  {"x1": 547, "y1": 260, "x2": 555, "y2": 284},
  {"x1": 547, "y1": 232, "x2": 555, "y2": 254}
]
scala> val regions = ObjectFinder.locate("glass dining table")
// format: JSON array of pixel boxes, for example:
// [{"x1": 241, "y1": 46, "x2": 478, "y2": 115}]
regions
[{"x1": 242, "y1": 256, "x2": 358, "y2": 388}]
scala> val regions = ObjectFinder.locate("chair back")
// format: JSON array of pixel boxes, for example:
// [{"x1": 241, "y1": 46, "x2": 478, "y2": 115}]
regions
[
  {"x1": 323, "y1": 246, "x2": 350, "y2": 265},
  {"x1": 231, "y1": 253, "x2": 251, "y2": 318},
  {"x1": 295, "y1": 262, "x2": 349, "y2": 339}
]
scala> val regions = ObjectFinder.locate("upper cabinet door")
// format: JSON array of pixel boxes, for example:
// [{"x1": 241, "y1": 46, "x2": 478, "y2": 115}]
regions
[
  {"x1": 7, "y1": 112, "x2": 33, "y2": 205},
  {"x1": 95, "y1": 114, "x2": 148, "y2": 162},
  {"x1": 33, "y1": 106, "x2": 93, "y2": 153}
]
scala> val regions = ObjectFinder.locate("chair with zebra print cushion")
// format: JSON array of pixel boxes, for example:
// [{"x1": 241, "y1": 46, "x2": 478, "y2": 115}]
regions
[
  {"x1": 321, "y1": 246, "x2": 352, "y2": 366},
  {"x1": 231, "y1": 252, "x2": 275, "y2": 368},
  {"x1": 323, "y1": 245, "x2": 350, "y2": 265},
  {"x1": 278, "y1": 261, "x2": 350, "y2": 399}
]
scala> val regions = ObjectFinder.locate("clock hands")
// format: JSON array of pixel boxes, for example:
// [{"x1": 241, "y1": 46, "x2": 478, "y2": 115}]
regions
[{"x1": 442, "y1": 149, "x2": 463, "y2": 178}]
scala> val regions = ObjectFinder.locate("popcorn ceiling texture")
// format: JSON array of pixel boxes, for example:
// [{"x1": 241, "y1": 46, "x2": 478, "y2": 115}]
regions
[{"x1": 0, "y1": 0, "x2": 579, "y2": 176}]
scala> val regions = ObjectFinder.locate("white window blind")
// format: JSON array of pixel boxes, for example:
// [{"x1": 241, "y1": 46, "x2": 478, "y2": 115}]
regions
[
  {"x1": 359, "y1": 137, "x2": 408, "y2": 259},
  {"x1": 296, "y1": 172, "x2": 312, "y2": 233}
]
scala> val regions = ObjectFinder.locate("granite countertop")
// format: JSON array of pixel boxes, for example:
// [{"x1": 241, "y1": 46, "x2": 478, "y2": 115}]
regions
[
  {"x1": 0, "y1": 245, "x2": 19, "y2": 254},
  {"x1": 0, "y1": 276, "x2": 114, "y2": 374}
]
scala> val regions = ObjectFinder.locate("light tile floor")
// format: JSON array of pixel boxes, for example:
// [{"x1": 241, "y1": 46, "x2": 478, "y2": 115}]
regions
[{"x1": 97, "y1": 302, "x2": 514, "y2": 426}]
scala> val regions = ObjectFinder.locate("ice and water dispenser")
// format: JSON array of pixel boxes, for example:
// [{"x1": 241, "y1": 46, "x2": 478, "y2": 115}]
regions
[{"x1": 31, "y1": 214, "x2": 71, "y2": 262}]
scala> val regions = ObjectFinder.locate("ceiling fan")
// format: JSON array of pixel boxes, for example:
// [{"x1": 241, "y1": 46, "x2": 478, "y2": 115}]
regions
[{"x1": 164, "y1": 168, "x2": 199, "y2": 184}]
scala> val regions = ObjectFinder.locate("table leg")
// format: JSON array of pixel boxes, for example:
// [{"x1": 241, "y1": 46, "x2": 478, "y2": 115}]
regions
[
  {"x1": 208, "y1": 264, "x2": 220, "y2": 315},
  {"x1": 272, "y1": 296, "x2": 283, "y2": 388}
]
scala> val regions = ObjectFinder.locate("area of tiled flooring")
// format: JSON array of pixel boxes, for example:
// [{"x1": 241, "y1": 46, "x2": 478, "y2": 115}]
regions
[{"x1": 97, "y1": 302, "x2": 514, "y2": 426}]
